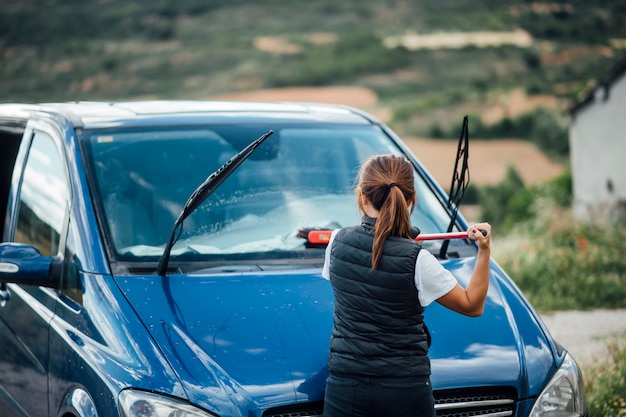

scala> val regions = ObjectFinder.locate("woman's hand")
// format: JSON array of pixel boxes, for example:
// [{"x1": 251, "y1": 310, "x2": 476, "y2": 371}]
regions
[{"x1": 468, "y1": 222, "x2": 491, "y2": 251}]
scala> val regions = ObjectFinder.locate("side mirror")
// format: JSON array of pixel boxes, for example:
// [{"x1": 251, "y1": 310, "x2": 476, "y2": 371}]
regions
[{"x1": 0, "y1": 243, "x2": 58, "y2": 287}]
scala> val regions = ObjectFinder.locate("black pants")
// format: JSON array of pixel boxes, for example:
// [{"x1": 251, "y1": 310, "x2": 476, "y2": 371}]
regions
[{"x1": 322, "y1": 372, "x2": 436, "y2": 417}]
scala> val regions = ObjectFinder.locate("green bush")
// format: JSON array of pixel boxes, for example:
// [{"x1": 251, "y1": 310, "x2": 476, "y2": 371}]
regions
[
  {"x1": 478, "y1": 165, "x2": 529, "y2": 233},
  {"x1": 495, "y1": 210, "x2": 626, "y2": 312},
  {"x1": 585, "y1": 339, "x2": 626, "y2": 417},
  {"x1": 478, "y1": 167, "x2": 572, "y2": 233},
  {"x1": 460, "y1": 183, "x2": 480, "y2": 205},
  {"x1": 525, "y1": 109, "x2": 570, "y2": 158},
  {"x1": 487, "y1": 168, "x2": 626, "y2": 311}
]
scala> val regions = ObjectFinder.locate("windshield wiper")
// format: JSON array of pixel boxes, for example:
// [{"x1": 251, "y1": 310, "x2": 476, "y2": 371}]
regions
[
  {"x1": 439, "y1": 116, "x2": 470, "y2": 259},
  {"x1": 156, "y1": 130, "x2": 274, "y2": 275}
]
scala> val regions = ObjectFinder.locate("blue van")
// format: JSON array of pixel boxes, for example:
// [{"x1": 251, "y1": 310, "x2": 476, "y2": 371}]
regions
[{"x1": 0, "y1": 101, "x2": 586, "y2": 417}]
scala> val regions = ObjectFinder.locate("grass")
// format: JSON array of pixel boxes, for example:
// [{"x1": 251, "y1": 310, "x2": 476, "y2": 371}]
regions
[
  {"x1": 493, "y1": 203, "x2": 626, "y2": 312},
  {"x1": 585, "y1": 339, "x2": 626, "y2": 417},
  {"x1": 482, "y1": 166, "x2": 626, "y2": 312}
]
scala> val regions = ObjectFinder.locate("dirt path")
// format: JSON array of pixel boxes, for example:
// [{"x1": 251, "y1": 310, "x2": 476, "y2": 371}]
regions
[{"x1": 403, "y1": 137, "x2": 564, "y2": 187}]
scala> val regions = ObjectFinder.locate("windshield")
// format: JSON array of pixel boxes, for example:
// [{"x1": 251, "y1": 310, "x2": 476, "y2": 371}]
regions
[{"x1": 84, "y1": 123, "x2": 469, "y2": 266}]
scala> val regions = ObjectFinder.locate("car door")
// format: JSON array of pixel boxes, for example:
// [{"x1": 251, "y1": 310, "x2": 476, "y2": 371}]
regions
[{"x1": 0, "y1": 126, "x2": 70, "y2": 417}]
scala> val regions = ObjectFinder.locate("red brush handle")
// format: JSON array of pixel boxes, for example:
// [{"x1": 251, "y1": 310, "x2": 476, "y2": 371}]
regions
[
  {"x1": 416, "y1": 230, "x2": 487, "y2": 241},
  {"x1": 306, "y1": 229, "x2": 485, "y2": 244},
  {"x1": 415, "y1": 232, "x2": 469, "y2": 241}
]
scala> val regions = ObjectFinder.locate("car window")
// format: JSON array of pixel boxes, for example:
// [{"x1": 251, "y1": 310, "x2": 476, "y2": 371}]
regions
[
  {"x1": 84, "y1": 124, "x2": 464, "y2": 264},
  {"x1": 15, "y1": 131, "x2": 69, "y2": 258}
]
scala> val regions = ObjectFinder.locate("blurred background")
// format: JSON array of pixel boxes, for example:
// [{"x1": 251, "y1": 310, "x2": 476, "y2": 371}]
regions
[
  {"x1": 1, "y1": 2, "x2": 622, "y2": 129},
  {"x1": 1, "y1": 0, "x2": 623, "y2": 198},
  {"x1": 2, "y1": 1, "x2": 626, "y2": 412}
]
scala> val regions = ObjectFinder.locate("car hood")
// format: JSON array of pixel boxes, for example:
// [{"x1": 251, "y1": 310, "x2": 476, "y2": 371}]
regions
[{"x1": 116, "y1": 257, "x2": 556, "y2": 414}]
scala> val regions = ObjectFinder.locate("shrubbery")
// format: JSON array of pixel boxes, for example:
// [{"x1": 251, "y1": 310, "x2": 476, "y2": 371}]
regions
[
  {"x1": 496, "y1": 214, "x2": 626, "y2": 311},
  {"x1": 478, "y1": 166, "x2": 529, "y2": 233},
  {"x1": 486, "y1": 168, "x2": 626, "y2": 312},
  {"x1": 585, "y1": 340, "x2": 626, "y2": 417},
  {"x1": 478, "y1": 166, "x2": 572, "y2": 234}
]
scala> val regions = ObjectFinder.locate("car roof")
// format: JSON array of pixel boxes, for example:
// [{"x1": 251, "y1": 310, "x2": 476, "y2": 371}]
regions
[{"x1": 0, "y1": 100, "x2": 377, "y2": 130}]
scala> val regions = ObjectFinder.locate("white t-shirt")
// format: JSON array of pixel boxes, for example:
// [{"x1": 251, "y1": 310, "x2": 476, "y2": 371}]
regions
[{"x1": 321, "y1": 229, "x2": 457, "y2": 307}]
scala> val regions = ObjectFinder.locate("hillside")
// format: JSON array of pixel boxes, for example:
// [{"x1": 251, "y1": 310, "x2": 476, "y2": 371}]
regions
[
  {"x1": 215, "y1": 85, "x2": 564, "y2": 187},
  {"x1": 1, "y1": 0, "x2": 625, "y2": 184}
]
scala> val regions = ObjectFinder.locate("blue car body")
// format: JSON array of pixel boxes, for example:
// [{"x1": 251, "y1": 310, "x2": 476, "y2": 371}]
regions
[{"x1": 0, "y1": 101, "x2": 586, "y2": 417}]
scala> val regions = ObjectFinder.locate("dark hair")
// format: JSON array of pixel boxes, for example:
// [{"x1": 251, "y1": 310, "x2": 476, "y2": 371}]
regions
[{"x1": 357, "y1": 155, "x2": 416, "y2": 269}]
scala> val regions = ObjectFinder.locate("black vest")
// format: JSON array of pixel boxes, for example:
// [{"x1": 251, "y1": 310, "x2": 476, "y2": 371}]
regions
[{"x1": 327, "y1": 216, "x2": 431, "y2": 377}]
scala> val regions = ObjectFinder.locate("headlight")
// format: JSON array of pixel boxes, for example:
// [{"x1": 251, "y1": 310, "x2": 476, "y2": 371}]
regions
[
  {"x1": 119, "y1": 390, "x2": 216, "y2": 417},
  {"x1": 530, "y1": 353, "x2": 587, "y2": 417}
]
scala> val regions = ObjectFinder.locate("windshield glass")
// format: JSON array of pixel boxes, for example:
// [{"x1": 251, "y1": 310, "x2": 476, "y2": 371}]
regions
[{"x1": 84, "y1": 123, "x2": 467, "y2": 264}]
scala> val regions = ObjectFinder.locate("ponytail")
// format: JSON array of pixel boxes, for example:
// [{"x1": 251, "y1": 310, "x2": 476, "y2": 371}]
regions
[{"x1": 356, "y1": 155, "x2": 416, "y2": 269}]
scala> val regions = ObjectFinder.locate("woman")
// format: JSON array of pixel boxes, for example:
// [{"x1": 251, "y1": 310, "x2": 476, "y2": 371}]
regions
[{"x1": 321, "y1": 154, "x2": 491, "y2": 417}]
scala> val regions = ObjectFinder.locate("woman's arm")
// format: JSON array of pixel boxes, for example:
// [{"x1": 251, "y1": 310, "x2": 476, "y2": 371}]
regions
[{"x1": 435, "y1": 223, "x2": 491, "y2": 317}]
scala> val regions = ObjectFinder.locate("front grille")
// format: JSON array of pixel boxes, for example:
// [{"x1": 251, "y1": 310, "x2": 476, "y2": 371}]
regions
[
  {"x1": 263, "y1": 401, "x2": 323, "y2": 417},
  {"x1": 262, "y1": 388, "x2": 515, "y2": 417},
  {"x1": 434, "y1": 387, "x2": 517, "y2": 417}
]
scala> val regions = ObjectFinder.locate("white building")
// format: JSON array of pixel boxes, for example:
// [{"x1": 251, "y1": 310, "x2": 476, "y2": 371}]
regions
[{"x1": 568, "y1": 57, "x2": 626, "y2": 223}]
